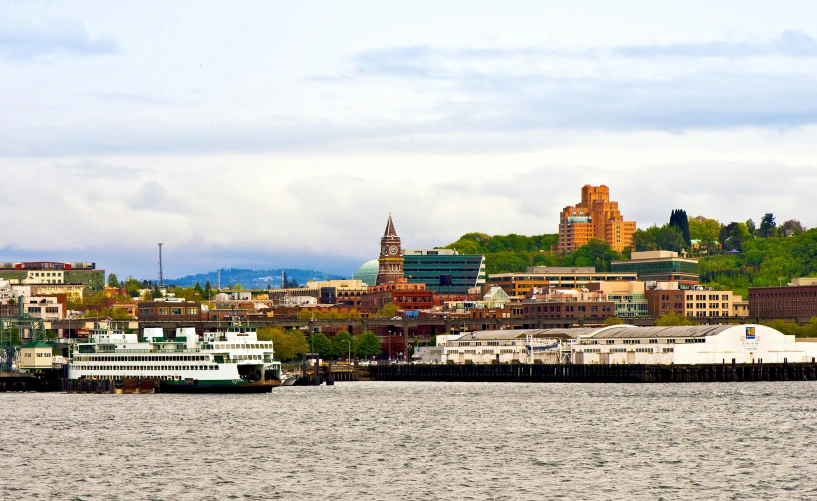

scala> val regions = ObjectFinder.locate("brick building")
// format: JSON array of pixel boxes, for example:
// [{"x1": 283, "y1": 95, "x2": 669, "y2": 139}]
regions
[
  {"x1": 137, "y1": 300, "x2": 204, "y2": 322},
  {"x1": 749, "y1": 279, "x2": 817, "y2": 319}
]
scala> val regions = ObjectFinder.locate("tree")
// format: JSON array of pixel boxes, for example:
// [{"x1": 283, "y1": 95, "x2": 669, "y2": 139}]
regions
[
  {"x1": 257, "y1": 327, "x2": 309, "y2": 361},
  {"x1": 668, "y1": 209, "x2": 691, "y2": 246},
  {"x1": 745, "y1": 219, "x2": 756, "y2": 236},
  {"x1": 374, "y1": 302, "x2": 399, "y2": 318},
  {"x1": 565, "y1": 238, "x2": 622, "y2": 271},
  {"x1": 689, "y1": 216, "x2": 721, "y2": 253},
  {"x1": 204, "y1": 280, "x2": 213, "y2": 296},
  {"x1": 233, "y1": 283, "x2": 244, "y2": 291},
  {"x1": 632, "y1": 229, "x2": 658, "y2": 252},
  {"x1": 107, "y1": 273, "x2": 120, "y2": 288},
  {"x1": 309, "y1": 333, "x2": 333, "y2": 358},
  {"x1": 357, "y1": 331, "x2": 381, "y2": 359},
  {"x1": 124, "y1": 277, "x2": 142, "y2": 297},
  {"x1": 141, "y1": 290, "x2": 153, "y2": 301},
  {"x1": 655, "y1": 312, "x2": 697, "y2": 326},
  {"x1": 759, "y1": 213, "x2": 776, "y2": 238},
  {"x1": 110, "y1": 307, "x2": 134, "y2": 320},
  {"x1": 332, "y1": 331, "x2": 357, "y2": 361},
  {"x1": 726, "y1": 222, "x2": 752, "y2": 251},
  {"x1": 779, "y1": 219, "x2": 806, "y2": 237},
  {"x1": 603, "y1": 316, "x2": 625, "y2": 326},
  {"x1": 194, "y1": 282, "x2": 203, "y2": 296}
]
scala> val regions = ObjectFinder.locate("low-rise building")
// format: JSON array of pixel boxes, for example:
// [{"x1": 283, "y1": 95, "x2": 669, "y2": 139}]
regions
[
  {"x1": 18, "y1": 341, "x2": 55, "y2": 370},
  {"x1": 749, "y1": 278, "x2": 817, "y2": 319},
  {"x1": 22, "y1": 297, "x2": 64, "y2": 320},
  {"x1": 587, "y1": 281, "x2": 649, "y2": 318},
  {"x1": 488, "y1": 267, "x2": 638, "y2": 297},
  {"x1": 522, "y1": 288, "x2": 615, "y2": 322},
  {"x1": 412, "y1": 330, "x2": 571, "y2": 364},
  {"x1": 362, "y1": 280, "x2": 433, "y2": 312},
  {"x1": 645, "y1": 282, "x2": 735, "y2": 318},
  {"x1": 572, "y1": 324, "x2": 817, "y2": 365},
  {"x1": 137, "y1": 300, "x2": 204, "y2": 322},
  {"x1": 611, "y1": 250, "x2": 699, "y2": 285}
]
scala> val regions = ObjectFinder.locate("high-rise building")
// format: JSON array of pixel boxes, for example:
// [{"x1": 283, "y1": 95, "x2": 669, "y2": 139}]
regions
[
  {"x1": 376, "y1": 214, "x2": 404, "y2": 285},
  {"x1": 558, "y1": 185, "x2": 636, "y2": 253}
]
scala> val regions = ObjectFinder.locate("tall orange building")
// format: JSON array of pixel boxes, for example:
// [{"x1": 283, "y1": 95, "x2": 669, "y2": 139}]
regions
[{"x1": 558, "y1": 185, "x2": 636, "y2": 253}]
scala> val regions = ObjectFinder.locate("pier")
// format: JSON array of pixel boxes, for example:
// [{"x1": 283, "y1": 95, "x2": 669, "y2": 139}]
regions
[{"x1": 369, "y1": 362, "x2": 817, "y2": 383}]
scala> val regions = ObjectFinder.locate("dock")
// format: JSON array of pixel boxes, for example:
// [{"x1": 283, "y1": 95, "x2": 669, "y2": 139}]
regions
[{"x1": 369, "y1": 361, "x2": 817, "y2": 383}]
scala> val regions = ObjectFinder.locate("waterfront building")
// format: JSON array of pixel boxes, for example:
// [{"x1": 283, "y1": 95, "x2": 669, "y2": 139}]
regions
[
  {"x1": 18, "y1": 340, "x2": 55, "y2": 370},
  {"x1": 377, "y1": 214, "x2": 404, "y2": 285},
  {"x1": 401, "y1": 249, "x2": 486, "y2": 293},
  {"x1": 488, "y1": 267, "x2": 638, "y2": 297},
  {"x1": 571, "y1": 324, "x2": 817, "y2": 365},
  {"x1": 412, "y1": 329, "x2": 571, "y2": 364},
  {"x1": 417, "y1": 324, "x2": 817, "y2": 365},
  {"x1": 610, "y1": 250, "x2": 699, "y2": 285},
  {"x1": 558, "y1": 184, "x2": 636, "y2": 253},
  {"x1": 749, "y1": 278, "x2": 817, "y2": 319}
]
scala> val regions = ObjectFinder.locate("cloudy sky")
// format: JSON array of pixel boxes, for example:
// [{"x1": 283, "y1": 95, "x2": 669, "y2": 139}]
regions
[{"x1": 2, "y1": 1, "x2": 817, "y2": 279}]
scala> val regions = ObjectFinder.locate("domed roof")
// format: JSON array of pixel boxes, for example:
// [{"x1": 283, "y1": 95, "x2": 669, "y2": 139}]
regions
[{"x1": 353, "y1": 259, "x2": 379, "y2": 286}]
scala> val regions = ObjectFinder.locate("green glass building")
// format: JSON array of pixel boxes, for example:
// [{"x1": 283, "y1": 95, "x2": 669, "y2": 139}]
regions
[
  {"x1": 402, "y1": 250, "x2": 486, "y2": 293},
  {"x1": 610, "y1": 251, "x2": 699, "y2": 284}
]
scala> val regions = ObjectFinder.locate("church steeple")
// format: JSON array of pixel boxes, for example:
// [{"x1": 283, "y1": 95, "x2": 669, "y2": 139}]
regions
[{"x1": 376, "y1": 213, "x2": 404, "y2": 285}]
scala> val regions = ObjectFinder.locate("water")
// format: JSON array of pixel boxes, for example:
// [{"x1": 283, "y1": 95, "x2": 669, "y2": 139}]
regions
[{"x1": 3, "y1": 382, "x2": 817, "y2": 500}]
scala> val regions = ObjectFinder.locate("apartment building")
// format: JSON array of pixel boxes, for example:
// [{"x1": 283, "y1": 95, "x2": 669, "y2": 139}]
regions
[{"x1": 558, "y1": 185, "x2": 636, "y2": 253}]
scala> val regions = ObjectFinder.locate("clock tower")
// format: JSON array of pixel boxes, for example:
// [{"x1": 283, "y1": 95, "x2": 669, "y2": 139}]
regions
[{"x1": 376, "y1": 214, "x2": 405, "y2": 285}]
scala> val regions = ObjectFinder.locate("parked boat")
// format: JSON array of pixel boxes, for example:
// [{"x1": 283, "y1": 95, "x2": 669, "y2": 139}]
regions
[{"x1": 66, "y1": 326, "x2": 283, "y2": 393}]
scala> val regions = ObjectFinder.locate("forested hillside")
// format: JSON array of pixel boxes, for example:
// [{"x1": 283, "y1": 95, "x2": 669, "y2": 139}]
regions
[
  {"x1": 444, "y1": 211, "x2": 817, "y2": 299},
  {"x1": 443, "y1": 233, "x2": 624, "y2": 274}
]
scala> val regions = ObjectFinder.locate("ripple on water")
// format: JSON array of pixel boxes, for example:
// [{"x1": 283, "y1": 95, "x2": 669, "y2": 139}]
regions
[{"x1": 2, "y1": 381, "x2": 817, "y2": 500}]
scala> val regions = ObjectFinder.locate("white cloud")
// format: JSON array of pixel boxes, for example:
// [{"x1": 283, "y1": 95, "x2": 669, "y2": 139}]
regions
[{"x1": 1, "y1": 1, "x2": 816, "y2": 277}]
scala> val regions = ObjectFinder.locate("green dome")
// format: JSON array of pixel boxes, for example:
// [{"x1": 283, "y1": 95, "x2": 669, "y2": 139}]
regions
[{"x1": 353, "y1": 259, "x2": 379, "y2": 286}]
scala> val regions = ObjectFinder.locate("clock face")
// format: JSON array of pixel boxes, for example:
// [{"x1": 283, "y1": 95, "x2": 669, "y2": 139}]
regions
[{"x1": 389, "y1": 245, "x2": 399, "y2": 255}]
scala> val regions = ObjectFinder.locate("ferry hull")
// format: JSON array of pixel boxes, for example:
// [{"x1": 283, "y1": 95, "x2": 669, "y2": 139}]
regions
[{"x1": 159, "y1": 381, "x2": 279, "y2": 394}]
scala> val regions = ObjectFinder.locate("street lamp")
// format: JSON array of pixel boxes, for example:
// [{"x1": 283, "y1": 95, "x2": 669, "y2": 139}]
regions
[
  {"x1": 343, "y1": 339, "x2": 351, "y2": 364},
  {"x1": 778, "y1": 277, "x2": 785, "y2": 287}
]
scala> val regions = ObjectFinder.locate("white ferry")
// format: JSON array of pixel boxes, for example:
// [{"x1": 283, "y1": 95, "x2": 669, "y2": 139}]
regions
[{"x1": 67, "y1": 326, "x2": 282, "y2": 393}]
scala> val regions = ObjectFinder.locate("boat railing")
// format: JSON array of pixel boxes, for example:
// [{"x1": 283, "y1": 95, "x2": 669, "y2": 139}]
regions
[{"x1": 86, "y1": 348, "x2": 203, "y2": 354}]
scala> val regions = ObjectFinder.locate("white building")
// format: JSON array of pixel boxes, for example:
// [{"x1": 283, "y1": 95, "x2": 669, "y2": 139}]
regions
[
  {"x1": 413, "y1": 324, "x2": 817, "y2": 366},
  {"x1": 413, "y1": 330, "x2": 571, "y2": 364},
  {"x1": 572, "y1": 324, "x2": 817, "y2": 365}
]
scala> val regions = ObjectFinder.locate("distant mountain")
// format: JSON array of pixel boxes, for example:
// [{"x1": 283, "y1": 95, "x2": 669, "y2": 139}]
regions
[{"x1": 164, "y1": 268, "x2": 345, "y2": 288}]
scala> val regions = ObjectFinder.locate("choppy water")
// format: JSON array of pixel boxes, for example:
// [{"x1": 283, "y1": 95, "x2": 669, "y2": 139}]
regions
[{"x1": 3, "y1": 382, "x2": 817, "y2": 500}]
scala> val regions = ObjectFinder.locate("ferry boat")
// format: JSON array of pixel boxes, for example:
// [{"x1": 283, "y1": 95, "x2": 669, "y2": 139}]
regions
[{"x1": 66, "y1": 326, "x2": 283, "y2": 393}]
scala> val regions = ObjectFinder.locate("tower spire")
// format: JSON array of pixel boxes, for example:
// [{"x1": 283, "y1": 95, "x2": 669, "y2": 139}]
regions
[{"x1": 384, "y1": 213, "x2": 397, "y2": 237}]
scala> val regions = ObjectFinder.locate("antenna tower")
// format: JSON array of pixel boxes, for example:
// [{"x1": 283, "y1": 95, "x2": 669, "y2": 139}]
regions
[{"x1": 158, "y1": 243, "x2": 164, "y2": 287}]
